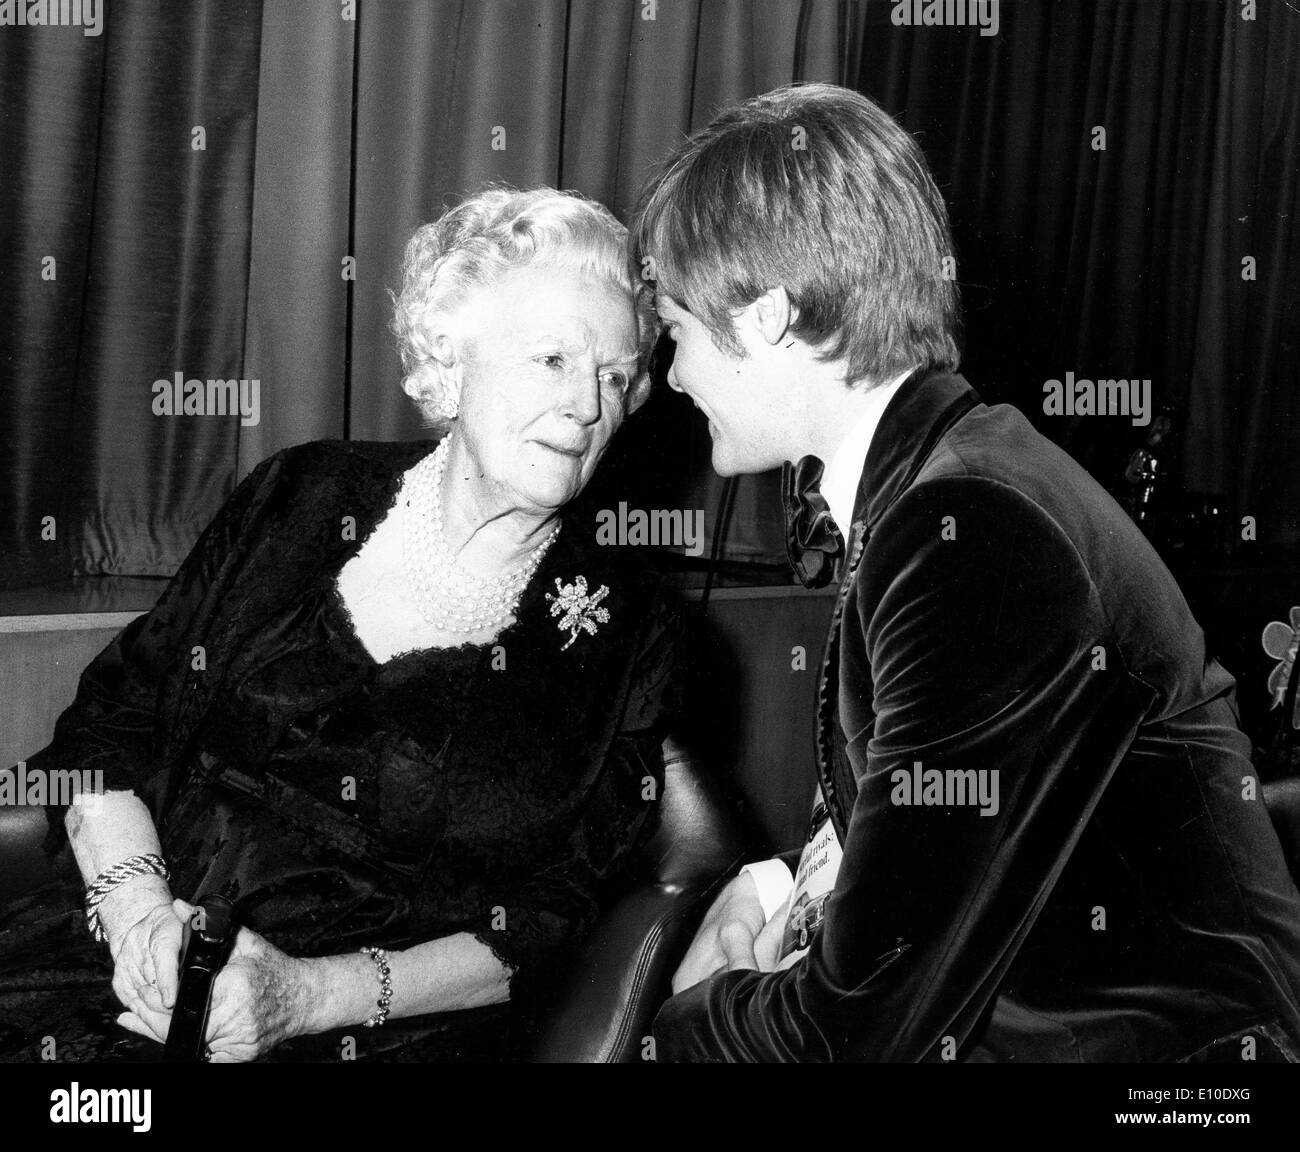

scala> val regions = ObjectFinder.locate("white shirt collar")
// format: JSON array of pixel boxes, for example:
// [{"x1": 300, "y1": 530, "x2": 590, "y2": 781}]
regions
[{"x1": 820, "y1": 368, "x2": 915, "y2": 537}]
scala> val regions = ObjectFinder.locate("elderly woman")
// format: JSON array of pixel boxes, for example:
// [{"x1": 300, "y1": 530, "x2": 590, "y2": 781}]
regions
[{"x1": 0, "y1": 187, "x2": 682, "y2": 1062}]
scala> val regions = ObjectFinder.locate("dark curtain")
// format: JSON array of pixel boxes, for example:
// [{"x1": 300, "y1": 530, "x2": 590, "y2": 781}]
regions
[
  {"x1": 0, "y1": 0, "x2": 861, "y2": 587},
  {"x1": 2, "y1": 0, "x2": 1297, "y2": 591},
  {"x1": 860, "y1": 0, "x2": 1300, "y2": 550},
  {"x1": 1, "y1": 0, "x2": 263, "y2": 586}
]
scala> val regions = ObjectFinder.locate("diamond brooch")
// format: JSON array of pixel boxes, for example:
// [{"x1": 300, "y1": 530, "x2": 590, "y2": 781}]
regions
[{"x1": 546, "y1": 576, "x2": 611, "y2": 650}]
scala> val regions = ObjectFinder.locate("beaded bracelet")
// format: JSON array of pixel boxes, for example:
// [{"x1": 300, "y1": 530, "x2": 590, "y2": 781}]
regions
[
  {"x1": 359, "y1": 946, "x2": 393, "y2": 1027},
  {"x1": 84, "y1": 853, "x2": 170, "y2": 943}
]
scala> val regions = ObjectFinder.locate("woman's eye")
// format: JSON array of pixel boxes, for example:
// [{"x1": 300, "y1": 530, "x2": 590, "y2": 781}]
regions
[
  {"x1": 600, "y1": 371, "x2": 629, "y2": 391},
  {"x1": 538, "y1": 354, "x2": 564, "y2": 370}
]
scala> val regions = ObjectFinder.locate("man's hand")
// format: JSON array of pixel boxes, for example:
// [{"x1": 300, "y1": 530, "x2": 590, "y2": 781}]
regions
[
  {"x1": 673, "y1": 872, "x2": 771, "y2": 994},
  {"x1": 753, "y1": 890, "x2": 790, "y2": 968}
]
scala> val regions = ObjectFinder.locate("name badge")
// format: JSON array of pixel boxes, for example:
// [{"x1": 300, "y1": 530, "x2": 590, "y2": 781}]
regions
[{"x1": 776, "y1": 801, "x2": 843, "y2": 970}]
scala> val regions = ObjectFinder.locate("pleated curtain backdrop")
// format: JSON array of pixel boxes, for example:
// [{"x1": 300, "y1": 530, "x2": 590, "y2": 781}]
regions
[
  {"x1": 1, "y1": 0, "x2": 264, "y2": 585},
  {"x1": 1, "y1": 0, "x2": 1296, "y2": 590},
  {"x1": 1, "y1": 0, "x2": 860, "y2": 587},
  {"x1": 860, "y1": 0, "x2": 1300, "y2": 537},
  {"x1": 246, "y1": 0, "x2": 862, "y2": 564}
]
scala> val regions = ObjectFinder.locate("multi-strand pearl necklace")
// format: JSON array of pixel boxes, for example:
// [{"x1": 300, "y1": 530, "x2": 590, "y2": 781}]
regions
[{"x1": 401, "y1": 436, "x2": 560, "y2": 633}]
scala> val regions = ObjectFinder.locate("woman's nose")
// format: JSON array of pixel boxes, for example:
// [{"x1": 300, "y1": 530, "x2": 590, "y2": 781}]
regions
[
  {"x1": 560, "y1": 371, "x2": 602, "y2": 424},
  {"x1": 667, "y1": 363, "x2": 683, "y2": 393}
]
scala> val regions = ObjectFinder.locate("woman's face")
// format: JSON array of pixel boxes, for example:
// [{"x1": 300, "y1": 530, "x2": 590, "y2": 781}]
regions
[{"x1": 450, "y1": 263, "x2": 642, "y2": 519}]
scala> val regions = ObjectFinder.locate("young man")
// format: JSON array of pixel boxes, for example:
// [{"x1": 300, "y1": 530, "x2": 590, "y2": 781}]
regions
[{"x1": 632, "y1": 83, "x2": 1300, "y2": 1062}]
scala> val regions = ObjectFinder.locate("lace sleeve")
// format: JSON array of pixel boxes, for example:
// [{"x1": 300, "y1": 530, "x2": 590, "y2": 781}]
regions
[{"x1": 28, "y1": 450, "x2": 286, "y2": 845}]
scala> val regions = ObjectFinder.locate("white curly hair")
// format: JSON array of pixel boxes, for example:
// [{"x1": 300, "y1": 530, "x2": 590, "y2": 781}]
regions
[{"x1": 391, "y1": 186, "x2": 658, "y2": 429}]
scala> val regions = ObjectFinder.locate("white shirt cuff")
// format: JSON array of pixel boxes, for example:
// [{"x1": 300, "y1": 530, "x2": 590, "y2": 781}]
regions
[{"x1": 740, "y1": 859, "x2": 795, "y2": 923}]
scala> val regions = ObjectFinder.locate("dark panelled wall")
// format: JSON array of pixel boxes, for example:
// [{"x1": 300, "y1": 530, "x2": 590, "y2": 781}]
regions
[{"x1": 1, "y1": 0, "x2": 1296, "y2": 590}]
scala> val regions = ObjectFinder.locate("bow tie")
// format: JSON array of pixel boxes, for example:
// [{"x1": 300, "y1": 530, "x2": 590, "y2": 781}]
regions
[{"x1": 782, "y1": 454, "x2": 845, "y2": 589}]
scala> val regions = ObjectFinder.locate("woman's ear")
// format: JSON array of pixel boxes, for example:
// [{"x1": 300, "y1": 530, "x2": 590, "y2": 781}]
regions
[
  {"x1": 401, "y1": 333, "x2": 463, "y2": 422},
  {"x1": 428, "y1": 334, "x2": 463, "y2": 414},
  {"x1": 403, "y1": 331, "x2": 465, "y2": 416}
]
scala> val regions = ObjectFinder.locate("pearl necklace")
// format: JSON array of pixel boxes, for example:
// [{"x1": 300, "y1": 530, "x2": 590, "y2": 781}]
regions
[{"x1": 401, "y1": 436, "x2": 561, "y2": 633}]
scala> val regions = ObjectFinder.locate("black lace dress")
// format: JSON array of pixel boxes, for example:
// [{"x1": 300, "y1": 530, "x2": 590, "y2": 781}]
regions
[{"x1": 0, "y1": 439, "x2": 686, "y2": 1062}]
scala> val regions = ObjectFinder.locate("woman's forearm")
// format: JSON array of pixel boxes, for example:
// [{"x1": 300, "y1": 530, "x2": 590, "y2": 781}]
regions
[
  {"x1": 66, "y1": 792, "x2": 514, "y2": 1029},
  {"x1": 298, "y1": 932, "x2": 513, "y2": 1034},
  {"x1": 65, "y1": 790, "x2": 173, "y2": 949}
]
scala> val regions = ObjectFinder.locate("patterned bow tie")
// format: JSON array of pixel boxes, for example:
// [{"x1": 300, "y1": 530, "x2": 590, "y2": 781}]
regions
[{"x1": 782, "y1": 454, "x2": 845, "y2": 589}]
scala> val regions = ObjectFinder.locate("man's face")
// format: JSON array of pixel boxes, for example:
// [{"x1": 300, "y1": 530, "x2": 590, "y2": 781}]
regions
[{"x1": 655, "y1": 293, "x2": 792, "y2": 476}]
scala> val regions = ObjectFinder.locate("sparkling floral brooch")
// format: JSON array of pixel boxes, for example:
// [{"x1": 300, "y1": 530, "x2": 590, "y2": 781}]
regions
[
  {"x1": 546, "y1": 575, "x2": 611, "y2": 650},
  {"x1": 1263, "y1": 607, "x2": 1300, "y2": 729}
]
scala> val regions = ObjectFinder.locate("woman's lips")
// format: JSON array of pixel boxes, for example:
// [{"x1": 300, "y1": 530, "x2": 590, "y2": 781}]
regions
[{"x1": 536, "y1": 440, "x2": 585, "y2": 458}]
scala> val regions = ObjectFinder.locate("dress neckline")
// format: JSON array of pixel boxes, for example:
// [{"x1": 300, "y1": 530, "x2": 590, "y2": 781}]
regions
[
  {"x1": 318, "y1": 454, "x2": 538, "y2": 669},
  {"x1": 321, "y1": 569, "x2": 521, "y2": 670},
  {"x1": 300, "y1": 435, "x2": 594, "y2": 670}
]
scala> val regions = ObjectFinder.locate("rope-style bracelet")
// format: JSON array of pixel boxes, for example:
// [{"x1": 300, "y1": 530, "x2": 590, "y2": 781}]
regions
[
  {"x1": 84, "y1": 853, "x2": 170, "y2": 943},
  {"x1": 360, "y1": 946, "x2": 393, "y2": 1027}
]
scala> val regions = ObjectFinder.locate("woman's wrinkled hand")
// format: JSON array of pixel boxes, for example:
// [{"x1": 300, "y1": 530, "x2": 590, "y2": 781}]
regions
[
  {"x1": 109, "y1": 895, "x2": 185, "y2": 1044},
  {"x1": 115, "y1": 899, "x2": 313, "y2": 1062},
  {"x1": 193, "y1": 901, "x2": 312, "y2": 1062}
]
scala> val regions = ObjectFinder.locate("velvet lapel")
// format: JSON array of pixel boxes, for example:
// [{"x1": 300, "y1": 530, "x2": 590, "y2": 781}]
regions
[{"x1": 812, "y1": 371, "x2": 982, "y2": 839}]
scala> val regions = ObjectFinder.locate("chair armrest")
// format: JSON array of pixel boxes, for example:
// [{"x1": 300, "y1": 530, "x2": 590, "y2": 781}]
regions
[
  {"x1": 528, "y1": 737, "x2": 748, "y2": 1062},
  {"x1": 526, "y1": 876, "x2": 727, "y2": 1063},
  {"x1": 1263, "y1": 777, "x2": 1300, "y2": 882},
  {"x1": 0, "y1": 803, "x2": 60, "y2": 905}
]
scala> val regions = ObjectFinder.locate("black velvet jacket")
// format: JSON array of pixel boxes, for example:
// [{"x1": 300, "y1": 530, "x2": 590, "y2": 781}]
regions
[
  {"x1": 655, "y1": 371, "x2": 1300, "y2": 1062},
  {"x1": 20, "y1": 439, "x2": 684, "y2": 1042}
]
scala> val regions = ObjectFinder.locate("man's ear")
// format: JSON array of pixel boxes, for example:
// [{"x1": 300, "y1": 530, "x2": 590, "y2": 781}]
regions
[{"x1": 750, "y1": 287, "x2": 798, "y2": 347}]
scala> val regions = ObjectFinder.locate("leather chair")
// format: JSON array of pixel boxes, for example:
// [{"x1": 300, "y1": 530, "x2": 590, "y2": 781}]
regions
[
  {"x1": 0, "y1": 735, "x2": 747, "y2": 1063},
  {"x1": 0, "y1": 801, "x2": 54, "y2": 904},
  {"x1": 527, "y1": 735, "x2": 747, "y2": 1061},
  {"x1": 1263, "y1": 777, "x2": 1300, "y2": 883}
]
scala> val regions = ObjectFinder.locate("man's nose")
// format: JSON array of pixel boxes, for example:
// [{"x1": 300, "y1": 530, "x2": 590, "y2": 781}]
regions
[{"x1": 667, "y1": 363, "x2": 683, "y2": 393}]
